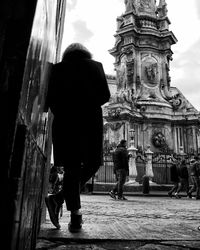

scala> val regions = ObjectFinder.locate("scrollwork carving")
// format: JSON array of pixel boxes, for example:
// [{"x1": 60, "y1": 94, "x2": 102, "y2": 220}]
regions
[
  {"x1": 108, "y1": 108, "x2": 122, "y2": 118},
  {"x1": 169, "y1": 94, "x2": 182, "y2": 110},
  {"x1": 121, "y1": 46, "x2": 134, "y2": 55},
  {"x1": 110, "y1": 122, "x2": 123, "y2": 131},
  {"x1": 110, "y1": 87, "x2": 136, "y2": 104}
]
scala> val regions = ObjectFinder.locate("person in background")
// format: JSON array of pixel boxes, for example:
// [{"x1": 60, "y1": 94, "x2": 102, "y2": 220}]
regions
[
  {"x1": 168, "y1": 161, "x2": 180, "y2": 198},
  {"x1": 188, "y1": 158, "x2": 200, "y2": 200},
  {"x1": 174, "y1": 159, "x2": 191, "y2": 199},
  {"x1": 45, "y1": 43, "x2": 110, "y2": 232},
  {"x1": 109, "y1": 139, "x2": 129, "y2": 200}
]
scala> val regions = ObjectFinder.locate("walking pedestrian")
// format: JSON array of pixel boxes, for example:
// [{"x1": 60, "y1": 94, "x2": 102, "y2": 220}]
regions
[
  {"x1": 44, "y1": 43, "x2": 110, "y2": 232},
  {"x1": 188, "y1": 158, "x2": 200, "y2": 200},
  {"x1": 109, "y1": 139, "x2": 129, "y2": 200},
  {"x1": 168, "y1": 162, "x2": 180, "y2": 198},
  {"x1": 174, "y1": 159, "x2": 191, "y2": 199}
]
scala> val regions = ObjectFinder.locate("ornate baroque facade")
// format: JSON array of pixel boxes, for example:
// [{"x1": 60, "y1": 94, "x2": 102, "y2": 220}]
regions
[{"x1": 104, "y1": 0, "x2": 200, "y2": 154}]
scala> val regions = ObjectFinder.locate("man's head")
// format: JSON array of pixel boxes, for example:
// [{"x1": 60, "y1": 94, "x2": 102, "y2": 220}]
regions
[
  {"x1": 62, "y1": 43, "x2": 92, "y2": 61},
  {"x1": 119, "y1": 139, "x2": 127, "y2": 148}
]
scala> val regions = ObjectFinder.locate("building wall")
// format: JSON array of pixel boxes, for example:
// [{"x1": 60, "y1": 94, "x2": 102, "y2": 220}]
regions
[{"x1": 2, "y1": 1, "x2": 67, "y2": 249}]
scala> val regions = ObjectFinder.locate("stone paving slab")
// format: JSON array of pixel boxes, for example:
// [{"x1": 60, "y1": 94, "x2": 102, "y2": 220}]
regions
[
  {"x1": 37, "y1": 194, "x2": 200, "y2": 249},
  {"x1": 36, "y1": 239, "x2": 200, "y2": 250}
]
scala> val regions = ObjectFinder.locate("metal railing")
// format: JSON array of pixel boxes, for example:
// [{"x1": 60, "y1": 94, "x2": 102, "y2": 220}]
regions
[{"x1": 93, "y1": 152, "x2": 196, "y2": 185}]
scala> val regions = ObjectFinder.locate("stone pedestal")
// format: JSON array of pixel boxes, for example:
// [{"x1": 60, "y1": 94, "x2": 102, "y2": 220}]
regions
[
  {"x1": 145, "y1": 145, "x2": 155, "y2": 184},
  {"x1": 127, "y1": 140, "x2": 138, "y2": 185}
]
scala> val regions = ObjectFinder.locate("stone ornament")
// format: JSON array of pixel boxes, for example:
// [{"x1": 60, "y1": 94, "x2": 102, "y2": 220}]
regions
[
  {"x1": 152, "y1": 131, "x2": 166, "y2": 148},
  {"x1": 142, "y1": 56, "x2": 158, "y2": 86},
  {"x1": 124, "y1": 0, "x2": 136, "y2": 13},
  {"x1": 108, "y1": 108, "x2": 122, "y2": 118},
  {"x1": 138, "y1": 0, "x2": 157, "y2": 15}
]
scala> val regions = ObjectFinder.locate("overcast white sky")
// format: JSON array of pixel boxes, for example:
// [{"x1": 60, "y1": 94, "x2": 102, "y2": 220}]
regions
[{"x1": 61, "y1": 0, "x2": 200, "y2": 110}]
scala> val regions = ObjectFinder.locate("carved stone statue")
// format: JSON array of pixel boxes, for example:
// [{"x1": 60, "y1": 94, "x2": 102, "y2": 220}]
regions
[
  {"x1": 157, "y1": 0, "x2": 168, "y2": 18},
  {"x1": 138, "y1": 0, "x2": 156, "y2": 14},
  {"x1": 140, "y1": 0, "x2": 151, "y2": 8},
  {"x1": 145, "y1": 63, "x2": 157, "y2": 82},
  {"x1": 124, "y1": 0, "x2": 136, "y2": 13},
  {"x1": 152, "y1": 131, "x2": 166, "y2": 148}
]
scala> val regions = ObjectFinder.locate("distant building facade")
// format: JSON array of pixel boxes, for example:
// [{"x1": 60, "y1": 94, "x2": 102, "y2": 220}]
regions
[{"x1": 104, "y1": 0, "x2": 200, "y2": 155}]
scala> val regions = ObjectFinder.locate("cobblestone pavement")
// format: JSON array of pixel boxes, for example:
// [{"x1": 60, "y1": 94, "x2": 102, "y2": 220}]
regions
[{"x1": 37, "y1": 194, "x2": 200, "y2": 249}]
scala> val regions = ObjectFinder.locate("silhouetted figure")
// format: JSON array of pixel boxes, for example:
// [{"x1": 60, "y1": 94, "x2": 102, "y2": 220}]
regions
[
  {"x1": 168, "y1": 162, "x2": 179, "y2": 198},
  {"x1": 174, "y1": 159, "x2": 190, "y2": 199},
  {"x1": 109, "y1": 140, "x2": 129, "y2": 200},
  {"x1": 45, "y1": 43, "x2": 110, "y2": 232}
]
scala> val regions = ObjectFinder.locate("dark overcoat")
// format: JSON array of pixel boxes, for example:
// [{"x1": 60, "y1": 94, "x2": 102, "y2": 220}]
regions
[
  {"x1": 113, "y1": 146, "x2": 129, "y2": 171},
  {"x1": 46, "y1": 57, "x2": 110, "y2": 179},
  {"x1": 169, "y1": 163, "x2": 179, "y2": 182}
]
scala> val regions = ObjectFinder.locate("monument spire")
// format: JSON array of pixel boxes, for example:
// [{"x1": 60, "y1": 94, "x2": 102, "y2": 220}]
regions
[
  {"x1": 109, "y1": 0, "x2": 177, "y2": 109},
  {"x1": 103, "y1": 0, "x2": 200, "y2": 164}
]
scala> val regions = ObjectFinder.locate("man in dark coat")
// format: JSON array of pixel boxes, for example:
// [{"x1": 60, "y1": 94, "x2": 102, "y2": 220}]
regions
[
  {"x1": 109, "y1": 139, "x2": 129, "y2": 200},
  {"x1": 174, "y1": 159, "x2": 190, "y2": 199},
  {"x1": 45, "y1": 43, "x2": 110, "y2": 232},
  {"x1": 168, "y1": 162, "x2": 180, "y2": 198}
]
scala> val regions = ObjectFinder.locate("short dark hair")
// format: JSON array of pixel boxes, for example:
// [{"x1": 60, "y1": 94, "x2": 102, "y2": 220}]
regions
[
  {"x1": 120, "y1": 139, "x2": 127, "y2": 145},
  {"x1": 62, "y1": 43, "x2": 92, "y2": 61}
]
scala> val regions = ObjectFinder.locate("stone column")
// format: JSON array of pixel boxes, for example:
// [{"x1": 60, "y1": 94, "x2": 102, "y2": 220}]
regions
[
  {"x1": 179, "y1": 146, "x2": 184, "y2": 155},
  {"x1": 127, "y1": 129, "x2": 138, "y2": 184},
  {"x1": 179, "y1": 146, "x2": 186, "y2": 160},
  {"x1": 145, "y1": 145, "x2": 155, "y2": 184},
  {"x1": 192, "y1": 126, "x2": 197, "y2": 153}
]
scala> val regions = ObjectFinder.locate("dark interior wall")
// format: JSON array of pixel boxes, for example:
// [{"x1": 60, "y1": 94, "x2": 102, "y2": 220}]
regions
[
  {"x1": 0, "y1": 0, "x2": 37, "y2": 161},
  {"x1": 0, "y1": 1, "x2": 67, "y2": 249},
  {"x1": 0, "y1": 0, "x2": 37, "y2": 249},
  {"x1": 1, "y1": 1, "x2": 66, "y2": 249}
]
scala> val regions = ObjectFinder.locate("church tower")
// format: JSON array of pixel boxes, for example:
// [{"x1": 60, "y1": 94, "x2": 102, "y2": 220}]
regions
[{"x1": 104, "y1": 0, "x2": 200, "y2": 154}]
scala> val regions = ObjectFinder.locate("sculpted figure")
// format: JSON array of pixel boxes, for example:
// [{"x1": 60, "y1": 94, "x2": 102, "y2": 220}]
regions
[
  {"x1": 145, "y1": 63, "x2": 157, "y2": 82},
  {"x1": 124, "y1": 0, "x2": 136, "y2": 12},
  {"x1": 139, "y1": 0, "x2": 156, "y2": 13},
  {"x1": 140, "y1": 0, "x2": 151, "y2": 8}
]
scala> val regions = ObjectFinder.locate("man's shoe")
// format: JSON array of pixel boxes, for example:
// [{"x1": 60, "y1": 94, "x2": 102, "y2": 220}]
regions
[
  {"x1": 118, "y1": 196, "x2": 127, "y2": 200},
  {"x1": 109, "y1": 190, "x2": 116, "y2": 199},
  {"x1": 174, "y1": 193, "x2": 181, "y2": 199},
  {"x1": 68, "y1": 214, "x2": 83, "y2": 233},
  {"x1": 187, "y1": 193, "x2": 192, "y2": 199},
  {"x1": 196, "y1": 197, "x2": 200, "y2": 200},
  {"x1": 45, "y1": 195, "x2": 61, "y2": 229}
]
